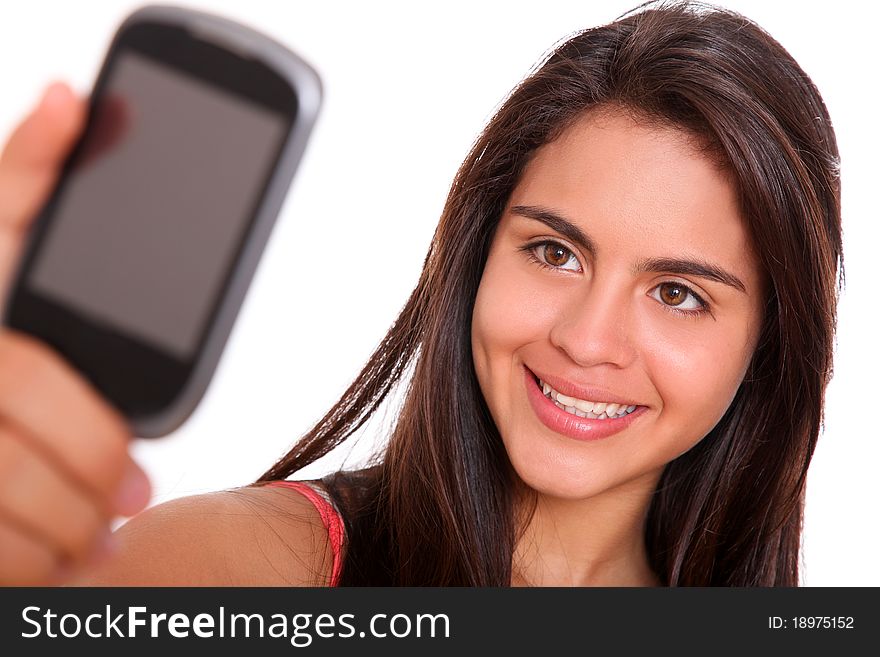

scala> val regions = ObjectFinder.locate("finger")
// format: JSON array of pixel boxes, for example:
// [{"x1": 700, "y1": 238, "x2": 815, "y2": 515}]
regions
[
  {"x1": 0, "y1": 82, "x2": 86, "y2": 229},
  {"x1": 0, "y1": 82, "x2": 85, "y2": 170},
  {"x1": 0, "y1": 166, "x2": 55, "y2": 234},
  {"x1": 114, "y1": 458, "x2": 152, "y2": 518},
  {"x1": 0, "y1": 330, "x2": 132, "y2": 503},
  {"x1": 0, "y1": 425, "x2": 107, "y2": 563},
  {"x1": 0, "y1": 516, "x2": 58, "y2": 585}
]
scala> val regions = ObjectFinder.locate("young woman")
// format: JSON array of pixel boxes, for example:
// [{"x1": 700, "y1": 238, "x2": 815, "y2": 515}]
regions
[{"x1": 0, "y1": 1, "x2": 841, "y2": 586}]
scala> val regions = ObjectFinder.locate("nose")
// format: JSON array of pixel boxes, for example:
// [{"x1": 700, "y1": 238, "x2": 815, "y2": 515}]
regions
[{"x1": 548, "y1": 276, "x2": 637, "y2": 370}]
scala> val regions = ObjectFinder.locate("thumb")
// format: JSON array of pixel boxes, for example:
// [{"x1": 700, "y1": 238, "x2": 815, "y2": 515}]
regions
[
  {"x1": 0, "y1": 82, "x2": 87, "y2": 231},
  {"x1": 0, "y1": 82, "x2": 86, "y2": 170}
]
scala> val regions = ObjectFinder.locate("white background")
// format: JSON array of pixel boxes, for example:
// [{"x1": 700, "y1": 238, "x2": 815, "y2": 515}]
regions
[{"x1": 0, "y1": 1, "x2": 876, "y2": 586}]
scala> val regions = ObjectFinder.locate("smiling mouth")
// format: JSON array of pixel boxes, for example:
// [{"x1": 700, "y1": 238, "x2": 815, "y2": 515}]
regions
[{"x1": 534, "y1": 374, "x2": 638, "y2": 420}]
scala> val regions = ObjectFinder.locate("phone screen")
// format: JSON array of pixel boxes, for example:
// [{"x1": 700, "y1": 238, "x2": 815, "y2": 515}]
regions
[{"x1": 29, "y1": 51, "x2": 288, "y2": 360}]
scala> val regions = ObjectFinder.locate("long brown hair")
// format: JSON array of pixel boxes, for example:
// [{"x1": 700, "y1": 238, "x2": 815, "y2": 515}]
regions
[{"x1": 258, "y1": 1, "x2": 842, "y2": 586}]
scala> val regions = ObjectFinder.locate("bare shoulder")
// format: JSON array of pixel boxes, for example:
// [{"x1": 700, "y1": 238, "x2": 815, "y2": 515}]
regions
[{"x1": 72, "y1": 483, "x2": 335, "y2": 586}]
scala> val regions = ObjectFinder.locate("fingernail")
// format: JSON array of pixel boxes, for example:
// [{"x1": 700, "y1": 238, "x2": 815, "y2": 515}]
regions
[
  {"x1": 40, "y1": 82, "x2": 72, "y2": 111},
  {"x1": 114, "y1": 461, "x2": 151, "y2": 517},
  {"x1": 89, "y1": 528, "x2": 117, "y2": 565}
]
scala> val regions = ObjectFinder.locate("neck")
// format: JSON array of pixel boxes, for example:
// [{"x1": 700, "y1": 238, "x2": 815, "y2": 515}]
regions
[{"x1": 511, "y1": 472, "x2": 661, "y2": 587}]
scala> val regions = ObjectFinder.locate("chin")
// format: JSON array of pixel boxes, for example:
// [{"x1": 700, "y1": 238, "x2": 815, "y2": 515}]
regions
[
  {"x1": 503, "y1": 431, "x2": 667, "y2": 503},
  {"x1": 505, "y1": 441, "x2": 605, "y2": 500}
]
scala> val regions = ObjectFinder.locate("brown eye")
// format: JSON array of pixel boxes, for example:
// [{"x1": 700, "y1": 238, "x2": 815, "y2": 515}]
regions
[
  {"x1": 650, "y1": 282, "x2": 707, "y2": 313},
  {"x1": 523, "y1": 240, "x2": 582, "y2": 272},
  {"x1": 659, "y1": 283, "x2": 686, "y2": 306},
  {"x1": 541, "y1": 243, "x2": 578, "y2": 269}
]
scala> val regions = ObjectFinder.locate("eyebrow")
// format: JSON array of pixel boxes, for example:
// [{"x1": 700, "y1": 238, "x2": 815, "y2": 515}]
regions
[{"x1": 509, "y1": 204, "x2": 747, "y2": 293}]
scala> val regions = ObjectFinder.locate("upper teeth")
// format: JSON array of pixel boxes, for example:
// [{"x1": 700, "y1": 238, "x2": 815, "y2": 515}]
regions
[{"x1": 539, "y1": 379, "x2": 637, "y2": 420}]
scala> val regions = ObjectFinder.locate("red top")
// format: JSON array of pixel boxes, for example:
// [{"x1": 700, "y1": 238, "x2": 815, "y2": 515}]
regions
[{"x1": 265, "y1": 480, "x2": 345, "y2": 586}]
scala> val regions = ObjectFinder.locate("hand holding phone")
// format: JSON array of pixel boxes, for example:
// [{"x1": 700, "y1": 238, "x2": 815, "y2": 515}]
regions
[
  {"x1": 0, "y1": 84, "x2": 151, "y2": 585},
  {"x1": 0, "y1": 84, "x2": 84, "y2": 304},
  {"x1": 3, "y1": 6, "x2": 321, "y2": 438},
  {"x1": 0, "y1": 5, "x2": 322, "y2": 585}
]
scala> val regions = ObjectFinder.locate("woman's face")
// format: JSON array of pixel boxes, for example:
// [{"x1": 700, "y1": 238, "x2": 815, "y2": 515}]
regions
[{"x1": 471, "y1": 109, "x2": 764, "y2": 500}]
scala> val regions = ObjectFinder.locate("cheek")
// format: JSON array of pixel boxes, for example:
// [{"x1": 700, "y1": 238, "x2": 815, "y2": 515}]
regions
[
  {"x1": 641, "y1": 319, "x2": 757, "y2": 443},
  {"x1": 471, "y1": 255, "x2": 557, "y2": 378}
]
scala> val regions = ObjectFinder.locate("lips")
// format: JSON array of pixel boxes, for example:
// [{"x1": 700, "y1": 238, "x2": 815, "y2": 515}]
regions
[{"x1": 523, "y1": 366, "x2": 645, "y2": 442}]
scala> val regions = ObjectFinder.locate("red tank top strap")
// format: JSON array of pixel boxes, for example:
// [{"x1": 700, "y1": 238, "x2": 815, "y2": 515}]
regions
[{"x1": 265, "y1": 480, "x2": 344, "y2": 586}]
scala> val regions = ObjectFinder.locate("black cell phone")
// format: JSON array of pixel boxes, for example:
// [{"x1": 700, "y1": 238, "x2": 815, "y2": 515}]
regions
[{"x1": 2, "y1": 6, "x2": 321, "y2": 437}]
